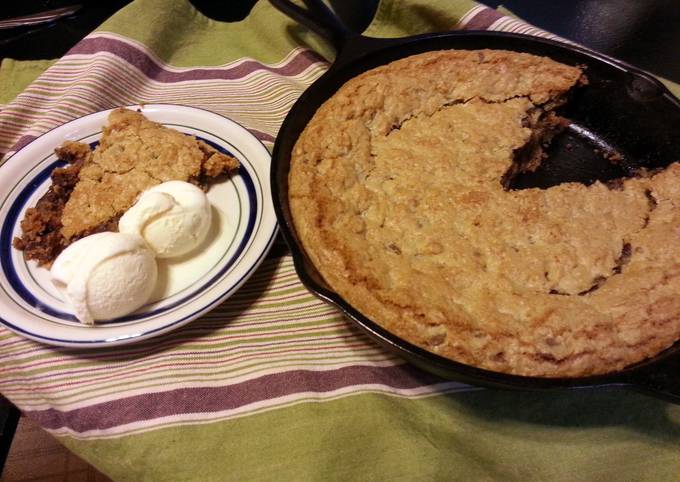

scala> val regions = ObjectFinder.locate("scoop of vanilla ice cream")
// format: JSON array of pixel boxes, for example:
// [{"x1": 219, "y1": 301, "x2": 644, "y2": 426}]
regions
[
  {"x1": 51, "y1": 232, "x2": 157, "y2": 325},
  {"x1": 119, "y1": 181, "x2": 212, "y2": 258}
]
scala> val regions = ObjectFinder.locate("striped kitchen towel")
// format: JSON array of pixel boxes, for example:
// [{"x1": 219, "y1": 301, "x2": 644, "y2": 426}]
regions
[{"x1": 1, "y1": 1, "x2": 679, "y2": 480}]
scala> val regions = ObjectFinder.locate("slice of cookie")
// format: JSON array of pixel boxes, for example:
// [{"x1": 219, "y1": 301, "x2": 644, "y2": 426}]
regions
[{"x1": 14, "y1": 108, "x2": 240, "y2": 266}]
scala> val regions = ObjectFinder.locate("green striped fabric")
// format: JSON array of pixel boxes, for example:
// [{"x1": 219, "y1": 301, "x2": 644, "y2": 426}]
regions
[{"x1": 1, "y1": 0, "x2": 679, "y2": 480}]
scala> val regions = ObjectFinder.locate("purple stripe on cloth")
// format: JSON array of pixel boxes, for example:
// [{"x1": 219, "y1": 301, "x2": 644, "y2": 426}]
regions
[
  {"x1": 249, "y1": 129, "x2": 275, "y2": 142},
  {"x1": 9, "y1": 135, "x2": 37, "y2": 154},
  {"x1": 29, "y1": 364, "x2": 444, "y2": 432},
  {"x1": 68, "y1": 37, "x2": 326, "y2": 82},
  {"x1": 462, "y1": 7, "x2": 503, "y2": 30}
]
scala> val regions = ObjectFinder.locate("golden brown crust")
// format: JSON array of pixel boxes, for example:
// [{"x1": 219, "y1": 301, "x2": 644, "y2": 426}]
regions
[
  {"x1": 60, "y1": 108, "x2": 239, "y2": 239},
  {"x1": 14, "y1": 108, "x2": 240, "y2": 266},
  {"x1": 289, "y1": 49, "x2": 680, "y2": 377}
]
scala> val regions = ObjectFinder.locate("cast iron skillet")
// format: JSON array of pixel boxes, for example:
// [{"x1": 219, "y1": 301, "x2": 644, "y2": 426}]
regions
[{"x1": 270, "y1": 0, "x2": 680, "y2": 403}]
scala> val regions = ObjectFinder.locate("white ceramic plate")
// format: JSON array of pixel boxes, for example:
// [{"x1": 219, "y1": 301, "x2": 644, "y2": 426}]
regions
[{"x1": 0, "y1": 104, "x2": 277, "y2": 347}]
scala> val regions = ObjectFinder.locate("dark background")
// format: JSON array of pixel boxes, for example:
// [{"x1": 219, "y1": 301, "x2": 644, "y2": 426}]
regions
[{"x1": 0, "y1": 0, "x2": 678, "y2": 82}]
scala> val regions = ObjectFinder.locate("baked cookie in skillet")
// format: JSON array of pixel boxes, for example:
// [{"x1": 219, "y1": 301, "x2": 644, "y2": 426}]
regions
[{"x1": 289, "y1": 49, "x2": 680, "y2": 377}]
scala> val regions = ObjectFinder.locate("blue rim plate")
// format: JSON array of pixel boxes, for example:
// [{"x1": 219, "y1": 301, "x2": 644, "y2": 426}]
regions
[{"x1": 0, "y1": 104, "x2": 277, "y2": 347}]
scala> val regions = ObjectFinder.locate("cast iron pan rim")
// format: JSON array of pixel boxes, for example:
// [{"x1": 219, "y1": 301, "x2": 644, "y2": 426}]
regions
[{"x1": 270, "y1": 26, "x2": 680, "y2": 396}]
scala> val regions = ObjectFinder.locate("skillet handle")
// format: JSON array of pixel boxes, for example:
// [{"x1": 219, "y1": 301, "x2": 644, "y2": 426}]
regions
[
  {"x1": 627, "y1": 355, "x2": 680, "y2": 404},
  {"x1": 269, "y1": 0, "x2": 354, "y2": 53}
]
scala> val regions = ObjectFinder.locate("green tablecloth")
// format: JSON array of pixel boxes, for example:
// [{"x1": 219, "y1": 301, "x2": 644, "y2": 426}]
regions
[{"x1": 1, "y1": 1, "x2": 679, "y2": 480}]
